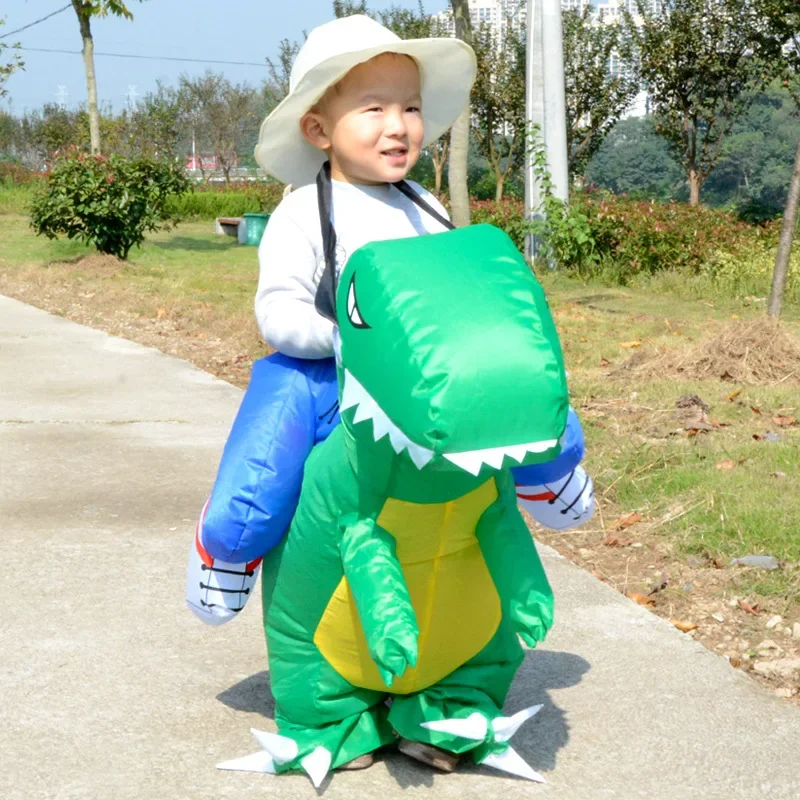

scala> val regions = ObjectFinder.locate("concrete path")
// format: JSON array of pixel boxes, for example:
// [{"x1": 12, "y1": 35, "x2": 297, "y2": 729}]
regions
[{"x1": 2, "y1": 294, "x2": 799, "y2": 800}]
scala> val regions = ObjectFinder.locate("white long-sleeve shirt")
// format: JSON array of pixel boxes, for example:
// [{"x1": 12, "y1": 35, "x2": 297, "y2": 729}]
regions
[{"x1": 255, "y1": 178, "x2": 450, "y2": 359}]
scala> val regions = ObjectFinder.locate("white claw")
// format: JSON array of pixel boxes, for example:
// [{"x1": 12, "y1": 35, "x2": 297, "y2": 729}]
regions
[
  {"x1": 482, "y1": 746, "x2": 546, "y2": 783},
  {"x1": 420, "y1": 711, "x2": 488, "y2": 741},
  {"x1": 250, "y1": 729, "x2": 299, "y2": 764},
  {"x1": 301, "y1": 746, "x2": 332, "y2": 788},
  {"x1": 492, "y1": 704, "x2": 544, "y2": 743},
  {"x1": 217, "y1": 750, "x2": 277, "y2": 773}
]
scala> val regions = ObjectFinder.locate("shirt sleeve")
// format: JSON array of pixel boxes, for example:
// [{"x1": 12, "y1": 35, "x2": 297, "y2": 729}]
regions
[{"x1": 254, "y1": 208, "x2": 335, "y2": 360}]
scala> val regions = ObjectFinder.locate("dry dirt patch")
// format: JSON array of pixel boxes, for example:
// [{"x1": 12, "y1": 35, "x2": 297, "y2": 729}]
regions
[{"x1": 620, "y1": 318, "x2": 800, "y2": 386}]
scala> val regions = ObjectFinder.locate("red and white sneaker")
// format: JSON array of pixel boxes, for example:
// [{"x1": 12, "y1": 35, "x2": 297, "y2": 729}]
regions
[
  {"x1": 185, "y1": 500, "x2": 262, "y2": 626},
  {"x1": 516, "y1": 465, "x2": 595, "y2": 531}
]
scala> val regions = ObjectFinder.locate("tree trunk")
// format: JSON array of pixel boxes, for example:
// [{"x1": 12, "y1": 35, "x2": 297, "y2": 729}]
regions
[
  {"x1": 688, "y1": 169, "x2": 701, "y2": 206},
  {"x1": 448, "y1": 0, "x2": 472, "y2": 227},
  {"x1": 72, "y1": 1, "x2": 101, "y2": 154},
  {"x1": 434, "y1": 160, "x2": 444, "y2": 194},
  {"x1": 768, "y1": 137, "x2": 800, "y2": 319},
  {"x1": 495, "y1": 171, "x2": 505, "y2": 201}
]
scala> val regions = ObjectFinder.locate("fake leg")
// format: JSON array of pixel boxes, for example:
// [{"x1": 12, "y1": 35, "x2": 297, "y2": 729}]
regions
[{"x1": 387, "y1": 620, "x2": 544, "y2": 780}]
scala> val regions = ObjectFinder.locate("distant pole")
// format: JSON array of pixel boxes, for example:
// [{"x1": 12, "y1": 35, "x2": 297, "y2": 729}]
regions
[{"x1": 524, "y1": 0, "x2": 569, "y2": 263}]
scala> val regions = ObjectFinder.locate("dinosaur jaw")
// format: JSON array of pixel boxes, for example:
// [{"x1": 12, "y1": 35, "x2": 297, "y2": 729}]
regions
[{"x1": 340, "y1": 369, "x2": 559, "y2": 475}]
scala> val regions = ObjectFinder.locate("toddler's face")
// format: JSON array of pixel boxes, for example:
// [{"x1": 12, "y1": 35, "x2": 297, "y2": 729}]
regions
[{"x1": 302, "y1": 53, "x2": 424, "y2": 185}]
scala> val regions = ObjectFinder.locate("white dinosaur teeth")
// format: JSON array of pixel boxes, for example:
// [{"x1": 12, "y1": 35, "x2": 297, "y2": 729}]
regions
[
  {"x1": 301, "y1": 746, "x2": 332, "y2": 788},
  {"x1": 342, "y1": 370, "x2": 435, "y2": 467},
  {"x1": 481, "y1": 746, "x2": 546, "y2": 783},
  {"x1": 341, "y1": 369, "x2": 556, "y2": 475},
  {"x1": 250, "y1": 729, "x2": 299, "y2": 764},
  {"x1": 492, "y1": 704, "x2": 543, "y2": 742},
  {"x1": 420, "y1": 712, "x2": 488, "y2": 741},
  {"x1": 444, "y1": 439, "x2": 559, "y2": 476},
  {"x1": 352, "y1": 392, "x2": 379, "y2": 425},
  {"x1": 216, "y1": 750, "x2": 277, "y2": 773}
]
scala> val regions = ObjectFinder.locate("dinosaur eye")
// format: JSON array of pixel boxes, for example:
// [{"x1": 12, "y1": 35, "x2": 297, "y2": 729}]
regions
[{"x1": 347, "y1": 275, "x2": 370, "y2": 329}]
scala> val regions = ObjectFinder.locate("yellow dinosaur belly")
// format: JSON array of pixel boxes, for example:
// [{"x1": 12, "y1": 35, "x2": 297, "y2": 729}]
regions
[{"x1": 313, "y1": 479, "x2": 501, "y2": 694}]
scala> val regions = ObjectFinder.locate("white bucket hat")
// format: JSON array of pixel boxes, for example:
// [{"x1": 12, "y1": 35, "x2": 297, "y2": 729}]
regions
[{"x1": 255, "y1": 14, "x2": 477, "y2": 187}]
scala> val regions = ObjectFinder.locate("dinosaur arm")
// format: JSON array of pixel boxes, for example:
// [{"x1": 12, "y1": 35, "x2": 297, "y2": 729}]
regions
[
  {"x1": 476, "y1": 472, "x2": 554, "y2": 647},
  {"x1": 338, "y1": 513, "x2": 419, "y2": 687}
]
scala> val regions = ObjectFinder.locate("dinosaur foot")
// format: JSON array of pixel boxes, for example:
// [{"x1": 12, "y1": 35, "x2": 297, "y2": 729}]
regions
[
  {"x1": 419, "y1": 704, "x2": 546, "y2": 783},
  {"x1": 217, "y1": 729, "x2": 333, "y2": 788}
]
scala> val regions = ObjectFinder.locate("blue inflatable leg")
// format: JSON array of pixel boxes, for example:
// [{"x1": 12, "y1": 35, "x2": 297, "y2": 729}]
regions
[{"x1": 201, "y1": 354, "x2": 338, "y2": 563}]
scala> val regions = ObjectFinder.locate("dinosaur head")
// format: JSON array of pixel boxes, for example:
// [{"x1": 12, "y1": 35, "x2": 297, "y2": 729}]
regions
[{"x1": 334, "y1": 224, "x2": 569, "y2": 478}]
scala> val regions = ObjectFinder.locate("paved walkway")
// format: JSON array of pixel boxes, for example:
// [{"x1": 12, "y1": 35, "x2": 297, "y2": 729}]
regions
[{"x1": 3, "y1": 294, "x2": 799, "y2": 800}]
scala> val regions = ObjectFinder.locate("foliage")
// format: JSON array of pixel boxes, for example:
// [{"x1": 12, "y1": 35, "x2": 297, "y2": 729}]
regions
[
  {"x1": 0, "y1": 17, "x2": 24, "y2": 98},
  {"x1": 470, "y1": 22, "x2": 526, "y2": 200},
  {"x1": 470, "y1": 198, "x2": 529, "y2": 250},
  {"x1": 572, "y1": 188, "x2": 767, "y2": 277},
  {"x1": 705, "y1": 242, "x2": 800, "y2": 303},
  {"x1": 526, "y1": 126, "x2": 598, "y2": 267},
  {"x1": 0, "y1": 161, "x2": 43, "y2": 185},
  {"x1": 585, "y1": 116, "x2": 685, "y2": 200},
  {"x1": 264, "y1": 39, "x2": 301, "y2": 108},
  {"x1": 562, "y1": 7, "x2": 640, "y2": 176},
  {"x1": 703, "y1": 83, "x2": 800, "y2": 214},
  {"x1": 178, "y1": 72, "x2": 259, "y2": 185},
  {"x1": 165, "y1": 181, "x2": 285, "y2": 219},
  {"x1": 29, "y1": 152, "x2": 190, "y2": 259},
  {"x1": 631, "y1": 0, "x2": 788, "y2": 205}
]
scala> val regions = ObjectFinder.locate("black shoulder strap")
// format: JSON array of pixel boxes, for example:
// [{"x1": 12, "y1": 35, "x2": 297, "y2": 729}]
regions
[
  {"x1": 314, "y1": 162, "x2": 339, "y2": 325},
  {"x1": 392, "y1": 179, "x2": 456, "y2": 232},
  {"x1": 314, "y1": 164, "x2": 455, "y2": 325}
]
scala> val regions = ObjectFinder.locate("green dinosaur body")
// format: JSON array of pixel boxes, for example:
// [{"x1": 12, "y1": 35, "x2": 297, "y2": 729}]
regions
[{"x1": 258, "y1": 224, "x2": 568, "y2": 779}]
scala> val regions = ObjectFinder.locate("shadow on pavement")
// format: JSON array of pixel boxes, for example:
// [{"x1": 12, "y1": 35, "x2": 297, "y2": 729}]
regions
[
  {"x1": 217, "y1": 648, "x2": 589, "y2": 786},
  {"x1": 217, "y1": 670, "x2": 275, "y2": 719}
]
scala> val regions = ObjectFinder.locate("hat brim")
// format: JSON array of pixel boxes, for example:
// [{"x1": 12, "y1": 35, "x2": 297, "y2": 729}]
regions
[{"x1": 255, "y1": 38, "x2": 477, "y2": 187}]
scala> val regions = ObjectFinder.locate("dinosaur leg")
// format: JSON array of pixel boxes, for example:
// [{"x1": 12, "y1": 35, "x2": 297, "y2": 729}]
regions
[
  {"x1": 388, "y1": 620, "x2": 542, "y2": 778},
  {"x1": 220, "y1": 630, "x2": 395, "y2": 786}
]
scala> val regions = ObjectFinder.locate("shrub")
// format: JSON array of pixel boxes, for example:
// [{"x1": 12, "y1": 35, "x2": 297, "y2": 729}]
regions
[
  {"x1": 166, "y1": 181, "x2": 285, "y2": 219},
  {"x1": 470, "y1": 197, "x2": 528, "y2": 249},
  {"x1": 0, "y1": 161, "x2": 45, "y2": 185},
  {"x1": 571, "y1": 190, "x2": 769, "y2": 277},
  {"x1": 703, "y1": 244, "x2": 800, "y2": 304},
  {"x1": 29, "y1": 153, "x2": 191, "y2": 259}
]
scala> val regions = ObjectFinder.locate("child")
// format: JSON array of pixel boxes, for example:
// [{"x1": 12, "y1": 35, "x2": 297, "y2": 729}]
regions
[
  {"x1": 187, "y1": 12, "x2": 594, "y2": 776},
  {"x1": 187, "y1": 16, "x2": 593, "y2": 766},
  {"x1": 188, "y1": 13, "x2": 593, "y2": 621},
  {"x1": 254, "y1": 18, "x2": 461, "y2": 360}
]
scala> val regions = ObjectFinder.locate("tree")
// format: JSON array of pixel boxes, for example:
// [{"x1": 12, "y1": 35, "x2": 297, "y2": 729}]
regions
[
  {"x1": 759, "y1": 0, "x2": 800, "y2": 317},
  {"x1": 702, "y1": 83, "x2": 800, "y2": 212},
  {"x1": 563, "y1": 7, "x2": 640, "y2": 176},
  {"x1": 632, "y1": 0, "x2": 787, "y2": 206},
  {"x1": 265, "y1": 39, "x2": 301, "y2": 108},
  {"x1": 585, "y1": 116, "x2": 684, "y2": 199},
  {"x1": 448, "y1": 0, "x2": 473, "y2": 225},
  {"x1": 470, "y1": 23, "x2": 526, "y2": 200},
  {"x1": 0, "y1": 18, "x2": 24, "y2": 99},
  {"x1": 179, "y1": 73, "x2": 256, "y2": 185},
  {"x1": 69, "y1": 1, "x2": 144, "y2": 155}
]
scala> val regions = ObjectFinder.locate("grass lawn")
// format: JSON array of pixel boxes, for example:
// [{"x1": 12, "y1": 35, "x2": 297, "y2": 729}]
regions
[{"x1": 3, "y1": 212, "x2": 800, "y2": 692}]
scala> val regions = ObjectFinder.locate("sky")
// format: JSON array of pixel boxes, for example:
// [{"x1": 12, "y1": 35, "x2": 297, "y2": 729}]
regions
[{"x1": 1, "y1": 0, "x2": 450, "y2": 114}]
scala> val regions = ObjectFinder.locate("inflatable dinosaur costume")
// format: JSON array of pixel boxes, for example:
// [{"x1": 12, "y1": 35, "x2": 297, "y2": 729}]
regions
[{"x1": 217, "y1": 222, "x2": 570, "y2": 786}]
